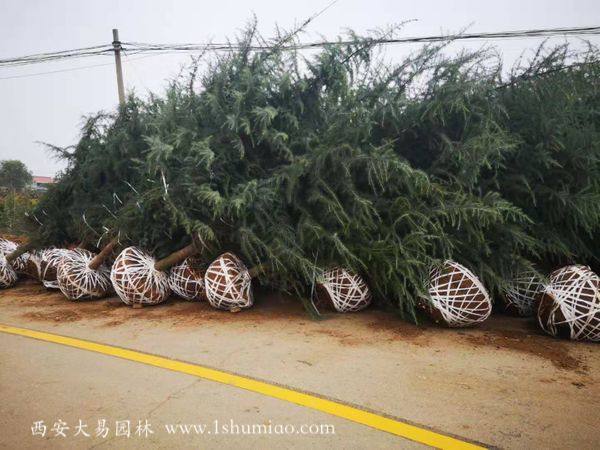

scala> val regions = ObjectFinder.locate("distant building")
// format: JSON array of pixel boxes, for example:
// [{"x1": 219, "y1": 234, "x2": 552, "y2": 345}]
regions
[{"x1": 31, "y1": 176, "x2": 54, "y2": 191}]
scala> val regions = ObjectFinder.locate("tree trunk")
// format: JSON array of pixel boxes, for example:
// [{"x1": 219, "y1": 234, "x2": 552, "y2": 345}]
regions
[
  {"x1": 153, "y1": 244, "x2": 198, "y2": 272},
  {"x1": 88, "y1": 238, "x2": 118, "y2": 270},
  {"x1": 6, "y1": 242, "x2": 34, "y2": 263}
]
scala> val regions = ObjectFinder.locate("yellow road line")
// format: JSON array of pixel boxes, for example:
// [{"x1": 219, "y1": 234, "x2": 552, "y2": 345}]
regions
[{"x1": 0, "y1": 323, "x2": 485, "y2": 450}]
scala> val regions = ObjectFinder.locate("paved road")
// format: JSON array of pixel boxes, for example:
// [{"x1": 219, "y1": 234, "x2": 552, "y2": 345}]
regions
[
  {"x1": 1, "y1": 283, "x2": 599, "y2": 449},
  {"x1": 0, "y1": 332, "x2": 422, "y2": 449}
]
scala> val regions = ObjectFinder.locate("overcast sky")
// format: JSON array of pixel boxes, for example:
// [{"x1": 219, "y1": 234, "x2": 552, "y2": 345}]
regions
[{"x1": 1, "y1": 0, "x2": 599, "y2": 176}]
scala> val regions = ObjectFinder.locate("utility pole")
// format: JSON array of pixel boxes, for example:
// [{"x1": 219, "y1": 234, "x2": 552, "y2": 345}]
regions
[{"x1": 112, "y1": 28, "x2": 125, "y2": 106}]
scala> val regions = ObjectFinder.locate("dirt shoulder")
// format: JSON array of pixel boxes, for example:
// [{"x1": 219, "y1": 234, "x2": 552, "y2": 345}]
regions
[{"x1": 0, "y1": 281, "x2": 599, "y2": 449}]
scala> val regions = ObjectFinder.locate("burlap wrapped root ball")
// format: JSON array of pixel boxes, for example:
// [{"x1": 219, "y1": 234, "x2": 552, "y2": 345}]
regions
[
  {"x1": 40, "y1": 248, "x2": 70, "y2": 289},
  {"x1": 0, "y1": 253, "x2": 18, "y2": 288},
  {"x1": 537, "y1": 265, "x2": 600, "y2": 341},
  {"x1": 169, "y1": 257, "x2": 206, "y2": 301},
  {"x1": 110, "y1": 246, "x2": 170, "y2": 306},
  {"x1": 57, "y1": 248, "x2": 111, "y2": 300},
  {"x1": 503, "y1": 271, "x2": 545, "y2": 317},
  {"x1": 314, "y1": 267, "x2": 372, "y2": 313},
  {"x1": 11, "y1": 249, "x2": 41, "y2": 280},
  {"x1": 0, "y1": 239, "x2": 18, "y2": 287},
  {"x1": 422, "y1": 260, "x2": 492, "y2": 327},
  {"x1": 204, "y1": 252, "x2": 253, "y2": 310},
  {"x1": 0, "y1": 238, "x2": 38, "y2": 279},
  {"x1": 0, "y1": 238, "x2": 17, "y2": 255}
]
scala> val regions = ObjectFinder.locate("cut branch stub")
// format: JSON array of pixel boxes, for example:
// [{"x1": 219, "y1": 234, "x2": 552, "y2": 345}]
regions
[
  {"x1": 154, "y1": 243, "x2": 199, "y2": 272},
  {"x1": 88, "y1": 238, "x2": 118, "y2": 270},
  {"x1": 6, "y1": 242, "x2": 34, "y2": 264}
]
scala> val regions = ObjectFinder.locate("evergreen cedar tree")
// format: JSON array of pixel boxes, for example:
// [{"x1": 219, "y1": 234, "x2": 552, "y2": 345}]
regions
[{"x1": 28, "y1": 26, "x2": 600, "y2": 322}]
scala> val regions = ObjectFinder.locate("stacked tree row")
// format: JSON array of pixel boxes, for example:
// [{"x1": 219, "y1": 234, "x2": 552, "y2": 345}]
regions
[{"x1": 2, "y1": 26, "x2": 598, "y2": 340}]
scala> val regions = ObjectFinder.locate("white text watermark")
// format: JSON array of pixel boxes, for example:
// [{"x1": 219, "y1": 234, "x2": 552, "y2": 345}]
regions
[{"x1": 31, "y1": 419, "x2": 335, "y2": 438}]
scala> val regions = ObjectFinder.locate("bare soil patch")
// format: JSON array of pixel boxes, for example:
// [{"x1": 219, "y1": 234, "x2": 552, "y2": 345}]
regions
[{"x1": 2, "y1": 280, "x2": 593, "y2": 372}]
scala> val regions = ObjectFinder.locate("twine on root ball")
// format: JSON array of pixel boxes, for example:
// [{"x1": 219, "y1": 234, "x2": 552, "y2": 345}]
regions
[
  {"x1": 314, "y1": 267, "x2": 372, "y2": 313},
  {"x1": 0, "y1": 238, "x2": 17, "y2": 255},
  {"x1": 422, "y1": 260, "x2": 491, "y2": 328},
  {"x1": 4, "y1": 242, "x2": 38, "y2": 282},
  {"x1": 10, "y1": 251, "x2": 40, "y2": 280},
  {"x1": 110, "y1": 246, "x2": 171, "y2": 306},
  {"x1": 110, "y1": 242, "x2": 200, "y2": 307},
  {"x1": 57, "y1": 248, "x2": 112, "y2": 300},
  {"x1": 204, "y1": 252, "x2": 253, "y2": 311},
  {"x1": 0, "y1": 253, "x2": 18, "y2": 288},
  {"x1": 21, "y1": 252, "x2": 41, "y2": 280},
  {"x1": 40, "y1": 248, "x2": 70, "y2": 289},
  {"x1": 169, "y1": 257, "x2": 206, "y2": 301},
  {"x1": 503, "y1": 271, "x2": 545, "y2": 317},
  {"x1": 537, "y1": 265, "x2": 600, "y2": 342},
  {"x1": 0, "y1": 240, "x2": 37, "y2": 279}
]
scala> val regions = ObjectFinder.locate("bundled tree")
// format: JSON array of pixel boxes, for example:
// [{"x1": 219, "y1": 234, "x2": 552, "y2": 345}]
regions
[
  {"x1": 28, "y1": 99, "x2": 151, "y2": 248},
  {"x1": 495, "y1": 45, "x2": 600, "y2": 272},
  {"x1": 22, "y1": 23, "x2": 600, "y2": 321}
]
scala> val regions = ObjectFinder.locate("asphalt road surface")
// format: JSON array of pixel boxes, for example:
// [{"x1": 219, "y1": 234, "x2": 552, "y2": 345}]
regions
[{"x1": 0, "y1": 282, "x2": 598, "y2": 449}]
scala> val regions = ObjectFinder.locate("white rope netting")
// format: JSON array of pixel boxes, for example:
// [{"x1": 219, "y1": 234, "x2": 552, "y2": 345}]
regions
[
  {"x1": 537, "y1": 265, "x2": 600, "y2": 342},
  {"x1": 204, "y1": 252, "x2": 253, "y2": 310},
  {"x1": 316, "y1": 267, "x2": 372, "y2": 313},
  {"x1": 0, "y1": 253, "x2": 18, "y2": 288},
  {"x1": 110, "y1": 246, "x2": 171, "y2": 306},
  {"x1": 426, "y1": 260, "x2": 491, "y2": 327},
  {"x1": 169, "y1": 257, "x2": 206, "y2": 301},
  {"x1": 13, "y1": 252, "x2": 41, "y2": 280},
  {"x1": 504, "y1": 272, "x2": 544, "y2": 317},
  {"x1": 57, "y1": 248, "x2": 111, "y2": 300},
  {"x1": 0, "y1": 238, "x2": 34, "y2": 277},
  {"x1": 40, "y1": 248, "x2": 70, "y2": 289},
  {"x1": 0, "y1": 238, "x2": 17, "y2": 254}
]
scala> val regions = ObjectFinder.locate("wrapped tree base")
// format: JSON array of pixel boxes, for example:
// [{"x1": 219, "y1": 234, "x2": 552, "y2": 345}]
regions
[
  {"x1": 422, "y1": 260, "x2": 491, "y2": 328},
  {"x1": 57, "y1": 249, "x2": 111, "y2": 300},
  {"x1": 315, "y1": 267, "x2": 372, "y2": 313},
  {"x1": 0, "y1": 238, "x2": 17, "y2": 255},
  {"x1": 537, "y1": 265, "x2": 600, "y2": 341},
  {"x1": 0, "y1": 253, "x2": 18, "y2": 288},
  {"x1": 205, "y1": 252, "x2": 253, "y2": 310},
  {"x1": 0, "y1": 238, "x2": 35, "y2": 278},
  {"x1": 503, "y1": 272, "x2": 544, "y2": 317},
  {"x1": 10, "y1": 251, "x2": 41, "y2": 280},
  {"x1": 40, "y1": 248, "x2": 70, "y2": 289},
  {"x1": 110, "y1": 246, "x2": 171, "y2": 306},
  {"x1": 169, "y1": 257, "x2": 206, "y2": 301}
]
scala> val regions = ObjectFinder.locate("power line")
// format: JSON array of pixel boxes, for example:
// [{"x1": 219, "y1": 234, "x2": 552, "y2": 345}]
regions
[
  {"x1": 124, "y1": 25, "x2": 600, "y2": 53},
  {"x1": 0, "y1": 52, "x2": 177, "y2": 80},
  {"x1": 0, "y1": 60, "x2": 115, "y2": 80},
  {"x1": 1, "y1": 25, "x2": 599, "y2": 71},
  {"x1": 0, "y1": 46, "x2": 114, "y2": 68}
]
